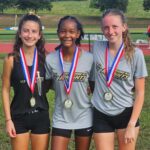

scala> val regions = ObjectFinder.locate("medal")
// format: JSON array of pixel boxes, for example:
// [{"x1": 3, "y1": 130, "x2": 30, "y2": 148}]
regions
[
  {"x1": 104, "y1": 92, "x2": 113, "y2": 101},
  {"x1": 20, "y1": 47, "x2": 38, "y2": 107},
  {"x1": 59, "y1": 47, "x2": 80, "y2": 109},
  {"x1": 103, "y1": 42, "x2": 124, "y2": 102},
  {"x1": 30, "y1": 97, "x2": 36, "y2": 107},
  {"x1": 64, "y1": 98, "x2": 73, "y2": 109},
  {"x1": 105, "y1": 42, "x2": 124, "y2": 87}
]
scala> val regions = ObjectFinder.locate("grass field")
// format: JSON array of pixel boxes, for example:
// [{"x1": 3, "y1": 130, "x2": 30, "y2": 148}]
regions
[
  {"x1": 0, "y1": 55, "x2": 150, "y2": 150},
  {"x1": 0, "y1": 0, "x2": 149, "y2": 44},
  {"x1": 0, "y1": 0, "x2": 150, "y2": 149},
  {"x1": 2, "y1": 0, "x2": 150, "y2": 18},
  {"x1": 0, "y1": 0, "x2": 150, "y2": 30}
]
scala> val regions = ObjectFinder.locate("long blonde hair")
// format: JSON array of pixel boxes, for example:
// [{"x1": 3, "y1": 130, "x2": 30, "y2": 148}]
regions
[{"x1": 101, "y1": 9, "x2": 135, "y2": 61}]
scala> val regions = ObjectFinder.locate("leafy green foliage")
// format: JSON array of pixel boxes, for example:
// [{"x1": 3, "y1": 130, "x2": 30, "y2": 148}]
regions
[
  {"x1": 16, "y1": 0, "x2": 52, "y2": 13},
  {"x1": 0, "y1": 0, "x2": 12, "y2": 13},
  {"x1": 143, "y1": 0, "x2": 150, "y2": 11},
  {"x1": 90, "y1": 0, "x2": 128, "y2": 12}
]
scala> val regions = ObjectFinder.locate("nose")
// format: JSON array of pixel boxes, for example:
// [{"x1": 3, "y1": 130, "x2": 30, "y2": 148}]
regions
[
  {"x1": 65, "y1": 31, "x2": 70, "y2": 37},
  {"x1": 28, "y1": 31, "x2": 33, "y2": 37},
  {"x1": 108, "y1": 27, "x2": 113, "y2": 34}
]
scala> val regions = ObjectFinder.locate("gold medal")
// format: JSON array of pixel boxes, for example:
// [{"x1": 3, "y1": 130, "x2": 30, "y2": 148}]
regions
[
  {"x1": 30, "y1": 97, "x2": 36, "y2": 107},
  {"x1": 64, "y1": 99, "x2": 73, "y2": 109},
  {"x1": 104, "y1": 92, "x2": 113, "y2": 101}
]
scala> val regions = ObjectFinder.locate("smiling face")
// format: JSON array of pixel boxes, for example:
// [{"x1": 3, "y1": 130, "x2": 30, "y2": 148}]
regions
[
  {"x1": 58, "y1": 19, "x2": 80, "y2": 49},
  {"x1": 101, "y1": 14, "x2": 127, "y2": 45},
  {"x1": 19, "y1": 20, "x2": 41, "y2": 49}
]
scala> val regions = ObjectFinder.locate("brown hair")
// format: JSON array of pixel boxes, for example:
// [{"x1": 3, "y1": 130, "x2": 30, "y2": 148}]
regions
[
  {"x1": 10, "y1": 13, "x2": 45, "y2": 64},
  {"x1": 101, "y1": 9, "x2": 135, "y2": 61}
]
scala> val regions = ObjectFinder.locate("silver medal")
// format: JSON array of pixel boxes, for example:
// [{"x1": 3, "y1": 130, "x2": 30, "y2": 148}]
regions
[
  {"x1": 64, "y1": 99, "x2": 73, "y2": 109},
  {"x1": 30, "y1": 97, "x2": 36, "y2": 107},
  {"x1": 104, "y1": 92, "x2": 113, "y2": 101}
]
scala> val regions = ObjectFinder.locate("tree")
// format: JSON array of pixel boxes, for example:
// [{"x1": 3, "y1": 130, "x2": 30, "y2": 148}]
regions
[
  {"x1": 90, "y1": 0, "x2": 128, "y2": 13},
  {"x1": 143, "y1": 0, "x2": 150, "y2": 11},
  {"x1": 17, "y1": 0, "x2": 52, "y2": 14},
  {"x1": 0, "y1": 0, "x2": 12, "y2": 13}
]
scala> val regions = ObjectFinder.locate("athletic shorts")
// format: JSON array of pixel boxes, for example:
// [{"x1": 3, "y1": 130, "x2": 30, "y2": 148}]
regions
[
  {"x1": 12, "y1": 109, "x2": 50, "y2": 134},
  {"x1": 52, "y1": 127, "x2": 93, "y2": 138},
  {"x1": 93, "y1": 107, "x2": 139, "y2": 133}
]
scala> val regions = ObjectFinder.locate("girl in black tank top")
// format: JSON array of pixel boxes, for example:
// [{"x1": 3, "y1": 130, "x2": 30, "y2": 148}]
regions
[{"x1": 2, "y1": 13, "x2": 50, "y2": 150}]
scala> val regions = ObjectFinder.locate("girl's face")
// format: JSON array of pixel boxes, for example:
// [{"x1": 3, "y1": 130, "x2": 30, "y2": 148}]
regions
[
  {"x1": 58, "y1": 20, "x2": 80, "y2": 48},
  {"x1": 19, "y1": 20, "x2": 41, "y2": 48},
  {"x1": 101, "y1": 15, "x2": 126, "y2": 45}
]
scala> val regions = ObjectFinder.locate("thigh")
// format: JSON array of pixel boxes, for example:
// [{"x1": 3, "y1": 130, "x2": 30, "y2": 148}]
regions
[
  {"x1": 51, "y1": 135, "x2": 70, "y2": 150},
  {"x1": 93, "y1": 132, "x2": 115, "y2": 150},
  {"x1": 117, "y1": 127, "x2": 139, "y2": 150},
  {"x1": 75, "y1": 136, "x2": 92, "y2": 150},
  {"x1": 74, "y1": 127, "x2": 93, "y2": 150},
  {"x1": 51, "y1": 127, "x2": 71, "y2": 150},
  {"x1": 11, "y1": 133, "x2": 30, "y2": 150},
  {"x1": 31, "y1": 133, "x2": 50, "y2": 150}
]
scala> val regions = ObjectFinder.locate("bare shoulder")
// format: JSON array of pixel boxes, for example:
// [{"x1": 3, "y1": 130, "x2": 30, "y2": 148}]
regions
[
  {"x1": 3, "y1": 55, "x2": 14, "y2": 68},
  {"x1": 2, "y1": 55, "x2": 14, "y2": 77}
]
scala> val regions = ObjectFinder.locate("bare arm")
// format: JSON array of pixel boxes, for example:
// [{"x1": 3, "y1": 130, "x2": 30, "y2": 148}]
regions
[
  {"x1": 129, "y1": 77, "x2": 145, "y2": 126},
  {"x1": 124, "y1": 77, "x2": 145, "y2": 143},
  {"x1": 2, "y1": 56, "x2": 16, "y2": 137}
]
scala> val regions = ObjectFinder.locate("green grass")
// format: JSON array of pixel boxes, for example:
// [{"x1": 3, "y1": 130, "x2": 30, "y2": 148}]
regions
[
  {"x1": 0, "y1": 0, "x2": 149, "y2": 43},
  {"x1": 0, "y1": 55, "x2": 150, "y2": 149},
  {"x1": 0, "y1": 0, "x2": 150, "y2": 148},
  {"x1": 0, "y1": 0, "x2": 149, "y2": 30},
  {"x1": 3, "y1": 0, "x2": 150, "y2": 18}
]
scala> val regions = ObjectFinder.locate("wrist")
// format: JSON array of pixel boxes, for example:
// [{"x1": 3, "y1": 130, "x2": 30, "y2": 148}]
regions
[
  {"x1": 5, "y1": 118, "x2": 12, "y2": 122},
  {"x1": 128, "y1": 121, "x2": 136, "y2": 127}
]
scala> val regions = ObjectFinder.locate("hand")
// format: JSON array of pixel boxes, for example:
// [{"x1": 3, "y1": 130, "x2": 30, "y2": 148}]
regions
[
  {"x1": 124, "y1": 124, "x2": 136, "y2": 144},
  {"x1": 87, "y1": 86, "x2": 91, "y2": 95},
  {"x1": 6, "y1": 120, "x2": 16, "y2": 138}
]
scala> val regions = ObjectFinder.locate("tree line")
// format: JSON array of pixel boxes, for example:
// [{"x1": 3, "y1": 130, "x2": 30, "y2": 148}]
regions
[
  {"x1": 90, "y1": 0, "x2": 150, "y2": 12},
  {"x1": 0, "y1": 0, "x2": 149, "y2": 14},
  {"x1": 0, "y1": 0, "x2": 52, "y2": 14}
]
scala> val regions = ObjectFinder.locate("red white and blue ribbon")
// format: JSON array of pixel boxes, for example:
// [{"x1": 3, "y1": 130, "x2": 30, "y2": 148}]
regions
[
  {"x1": 20, "y1": 47, "x2": 38, "y2": 94},
  {"x1": 105, "y1": 42, "x2": 124, "y2": 87},
  {"x1": 59, "y1": 47, "x2": 80, "y2": 95}
]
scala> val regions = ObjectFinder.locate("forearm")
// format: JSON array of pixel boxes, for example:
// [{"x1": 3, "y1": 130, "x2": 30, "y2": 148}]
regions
[
  {"x1": 128, "y1": 78, "x2": 145, "y2": 126},
  {"x1": 2, "y1": 89, "x2": 12, "y2": 121}
]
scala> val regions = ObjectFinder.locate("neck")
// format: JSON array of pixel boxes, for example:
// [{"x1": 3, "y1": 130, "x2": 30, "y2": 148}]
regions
[
  {"x1": 21, "y1": 46, "x2": 36, "y2": 66},
  {"x1": 22, "y1": 45, "x2": 36, "y2": 55},
  {"x1": 108, "y1": 41, "x2": 123, "y2": 56},
  {"x1": 62, "y1": 46, "x2": 76, "y2": 62}
]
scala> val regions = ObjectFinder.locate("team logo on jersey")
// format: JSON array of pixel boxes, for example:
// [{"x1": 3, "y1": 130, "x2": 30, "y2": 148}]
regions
[
  {"x1": 54, "y1": 72, "x2": 88, "y2": 82},
  {"x1": 96, "y1": 63, "x2": 130, "y2": 80}
]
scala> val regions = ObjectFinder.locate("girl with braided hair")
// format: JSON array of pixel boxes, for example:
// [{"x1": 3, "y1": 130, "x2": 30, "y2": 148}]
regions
[{"x1": 45, "y1": 15, "x2": 93, "y2": 150}]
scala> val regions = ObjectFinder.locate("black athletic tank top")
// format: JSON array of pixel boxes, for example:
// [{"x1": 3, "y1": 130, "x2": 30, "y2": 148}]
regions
[{"x1": 10, "y1": 55, "x2": 49, "y2": 115}]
